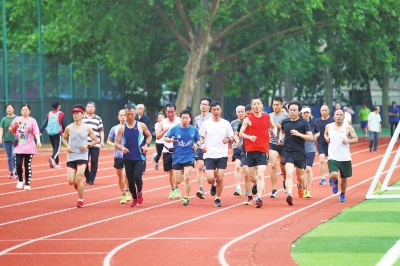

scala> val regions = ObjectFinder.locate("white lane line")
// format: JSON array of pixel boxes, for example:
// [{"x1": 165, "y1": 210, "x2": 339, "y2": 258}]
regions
[
  {"x1": 1, "y1": 237, "x2": 234, "y2": 241},
  {"x1": 4, "y1": 252, "x2": 108, "y2": 255},
  {"x1": 217, "y1": 164, "x2": 400, "y2": 266},
  {"x1": 376, "y1": 239, "x2": 400, "y2": 266}
]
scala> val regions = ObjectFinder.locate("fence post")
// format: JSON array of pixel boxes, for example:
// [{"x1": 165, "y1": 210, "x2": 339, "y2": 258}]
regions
[
  {"x1": 2, "y1": 0, "x2": 8, "y2": 104},
  {"x1": 38, "y1": 0, "x2": 44, "y2": 125}
]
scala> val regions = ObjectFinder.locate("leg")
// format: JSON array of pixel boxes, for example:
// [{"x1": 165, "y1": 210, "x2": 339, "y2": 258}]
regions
[
  {"x1": 174, "y1": 169, "x2": 184, "y2": 187},
  {"x1": 305, "y1": 166, "x2": 313, "y2": 192},
  {"x1": 242, "y1": 165, "x2": 252, "y2": 196},
  {"x1": 168, "y1": 170, "x2": 175, "y2": 189},
  {"x1": 89, "y1": 148, "x2": 100, "y2": 183},
  {"x1": 318, "y1": 153, "x2": 327, "y2": 183},
  {"x1": 280, "y1": 156, "x2": 287, "y2": 182},
  {"x1": 142, "y1": 153, "x2": 146, "y2": 172},
  {"x1": 215, "y1": 168, "x2": 225, "y2": 197},
  {"x1": 24, "y1": 154, "x2": 33, "y2": 186},
  {"x1": 84, "y1": 152, "x2": 91, "y2": 183},
  {"x1": 269, "y1": 150, "x2": 279, "y2": 190},
  {"x1": 183, "y1": 166, "x2": 193, "y2": 198},
  {"x1": 75, "y1": 164, "x2": 86, "y2": 199},
  {"x1": 256, "y1": 165, "x2": 267, "y2": 199},
  {"x1": 196, "y1": 159, "x2": 205, "y2": 190},
  {"x1": 369, "y1": 131, "x2": 374, "y2": 151},
  {"x1": 52, "y1": 134, "x2": 62, "y2": 164},
  {"x1": 116, "y1": 168, "x2": 125, "y2": 193},
  {"x1": 340, "y1": 176, "x2": 348, "y2": 193},
  {"x1": 15, "y1": 154, "x2": 24, "y2": 182},
  {"x1": 234, "y1": 159, "x2": 242, "y2": 194},
  {"x1": 124, "y1": 160, "x2": 137, "y2": 197},
  {"x1": 133, "y1": 160, "x2": 144, "y2": 193},
  {"x1": 4, "y1": 142, "x2": 15, "y2": 174},
  {"x1": 284, "y1": 162, "x2": 295, "y2": 195},
  {"x1": 374, "y1": 132, "x2": 379, "y2": 151}
]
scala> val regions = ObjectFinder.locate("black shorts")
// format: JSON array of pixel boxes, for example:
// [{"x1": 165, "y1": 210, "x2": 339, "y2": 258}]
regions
[
  {"x1": 163, "y1": 152, "x2": 173, "y2": 172},
  {"x1": 246, "y1": 151, "x2": 269, "y2": 167},
  {"x1": 173, "y1": 161, "x2": 195, "y2": 170},
  {"x1": 283, "y1": 150, "x2": 306, "y2": 169},
  {"x1": 269, "y1": 143, "x2": 283, "y2": 156},
  {"x1": 205, "y1": 157, "x2": 228, "y2": 170},
  {"x1": 67, "y1": 160, "x2": 88, "y2": 170},
  {"x1": 232, "y1": 148, "x2": 241, "y2": 162},
  {"x1": 114, "y1": 158, "x2": 124, "y2": 169},
  {"x1": 317, "y1": 143, "x2": 329, "y2": 156},
  {"x1": 306, "y1": 152, "x2": 316, "y2": 167},
  {"x1": 240, "y1": 153, "x2": 248, "y2": 166},
  {"x1": 195, "y1": 149, "x2": 204, "y2": 161},
  {"x1": 328, "y1": 160, "x2": 352, "y2": 178}
]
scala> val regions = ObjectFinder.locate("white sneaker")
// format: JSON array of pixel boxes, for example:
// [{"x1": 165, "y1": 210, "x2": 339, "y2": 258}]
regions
[
  {"x1": 16, "y1": 181, "x2": 24, "y2": 189},
  {"x1": 24, "y1": 185, "x2": 31, "y2": 190}
]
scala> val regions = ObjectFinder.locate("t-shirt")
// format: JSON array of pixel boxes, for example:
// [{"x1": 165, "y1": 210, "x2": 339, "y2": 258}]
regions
[
  {"x1": 359, "y1": 108, "x2": 371, "y2": 121},
  {"x1": 344, "y1": 112, "x2": 352, "y2": 125},
  {"x1": 368, "y1": 112, "x2": 381, "y2": 132},
  {"x1": 161, "y1": 117, "x2": 181, "y2": 152},
  {"x1": 108, "y1": 124, "x2": 124, "y2": 158},
  {"x1": 230, "y1": 119, "x2": 244, "y2": 149},
  {"x1": 0, "y1": 115, "x2": 17, "y2": 142},
  {"x1": 9, "y1": 116, "x2": 39, "y2": 155},
  {"x1": 281, "y1": 117, "x2": 311, "y2": 152},
  {"x1": 269, "y1": 112, "x2": 289, "y2": 145},
  {"x1": 315, "y1": 117, "x2": 334, "y2": 145},
  {"x1": 195, "y1": 113, "x2": 212, "y2": 130},
  {"x1": 154, "y1": 122, "x2": 163, "y2": 144},
  {"x1": 199, "y1": 118, "x2": 234, "y2": 159},
  {"x1": 165, "y1": 124, "x2": 200, "y2": 165},
  {"x1": 304, "y1": 119, "x2": 319, "y2": 153},
  {"x1": 83, "y1": 114, "x2": 104, "y2": 148},
  {"x1": 389, "y1": 107, "x2": 400, "y2": 123}
]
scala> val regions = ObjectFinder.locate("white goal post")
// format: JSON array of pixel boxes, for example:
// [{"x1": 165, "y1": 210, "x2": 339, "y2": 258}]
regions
[{"x1": 366, "y1": 122, "x2": 400, "y2": 199}]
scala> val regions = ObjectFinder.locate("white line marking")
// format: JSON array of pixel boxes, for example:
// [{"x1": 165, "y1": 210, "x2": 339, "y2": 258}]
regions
[
  {"x1": 4, "y1": 252, "x2": 108, "y2": 255},
  {"x1": 376, "y1": 239, "x2": 400, "y2": 266},
  {"x1": 1, "y1": 237, "x2": 234, "y2": 241}
]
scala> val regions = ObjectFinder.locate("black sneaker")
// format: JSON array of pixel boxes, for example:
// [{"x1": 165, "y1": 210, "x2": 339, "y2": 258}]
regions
[
  {"x1": 214, "y1": 198, "x2": 223, "y2": 207},
  {"x1": 252, "y1": 184, "x2": 257, "y2": 195},
  {"x1": 210, "y1": 185, "x2": 217, "y2": 196},
  {"x1": 270, "y1": 189, "x2": 278, "y2": 198},
  {"x1": 286, "y1": 195, "x2": 293, "y2": 206},
  {"x1": 255, "y1": 198, "x2": 263, "y2": 208}
]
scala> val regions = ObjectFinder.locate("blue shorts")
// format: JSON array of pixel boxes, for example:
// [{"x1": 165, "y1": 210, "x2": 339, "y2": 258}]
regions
[
  {"x1": 240, "y1": 153, "x2": 248, "y2": 166},
  {"x1": 232, "y1": 148, "x2": 241, "y2": 162},
  {"x1": 173, "y1": 161, "x2": 194, "y2": 170},
  {"x1": 306, "y1": 152, "x2": 316, "y2": 167},
  {"x1": 205, "y1": 157, "x2": 228, "y2": 170},
  {"x1": 269, "y1": 143, "x2": 283, "y2": 156},
  {"x1": 361, "y1": 121, "x2": 368, "y2": 129},
  {"x1": 195, "y1": 149, "x2": 204, "y2": 161},
  {"x1": 283, "y1": 150, "x2": 306, "y2": 169},
  {"x1": 317, "y1": 143, "x2": 329, "y2": 156},
  {"x1": 246, "y1": 151, "x2": 269, "y2": 167}
]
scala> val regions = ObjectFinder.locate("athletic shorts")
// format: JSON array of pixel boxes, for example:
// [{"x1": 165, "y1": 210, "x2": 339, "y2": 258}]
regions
[
  {"x1": 328, "y1": 160, "x2": 352, "y2": 178},
  {"x1": 195, "y1": 149, "x2": 204, "y2": 161},
  {"x1": 246, "y1": 151, "x2": 269, "y2": 167},
  {"x1": 205, "y1": 157, "x2": 228, "y2": 170},
  {"x1": 114, "y1": 158, "x2": 124, "y2": 169},
  {"x1": 283, "y1": 150, "x2": 306, "y2": 169},
  {"x1": 317, "y1": 143, "x2": 329, "y2": 156},
  {"x1": 360, "y1": 121, "x2": 368, "y2": 129},
  {"x1": 173, "y1": 161, "x2": 195, "y2": 170},
  {"x1": 232, "y1": 148, "x2": 241, "y2": 162},
  {"x1": 163, "y1": 152, "x2": 173, "y2": 172},
  {"x1": 240, "y1": 153, "x2": 248, "y2": 166},
  {"x1": 269, "y1": 143, "x2": 284, "y2": 156},
  {"x1": 67, "y1": 160, "x2": 88, "y2": 170},
  {"x1": 306, "y1": 152, "x2": 316, "y2": 167}
]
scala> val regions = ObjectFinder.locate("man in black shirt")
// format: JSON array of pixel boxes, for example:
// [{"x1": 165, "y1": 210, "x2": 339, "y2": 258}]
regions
[
  {"x1": 279, "y1": 100, "x2": 312, "y2": 206},
  {"x1": 136, "y1": 104, "x2": 153, "y2": 173}
]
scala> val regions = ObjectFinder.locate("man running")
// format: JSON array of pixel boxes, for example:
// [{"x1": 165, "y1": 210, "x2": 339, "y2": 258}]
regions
[
  {"x1": 199, "y1": 101, "x2": 234, "y2": 207},
  {"x1": 107, "y1": 109, "x2": 131, "y2": 204},
  {"x1": 358, "y1": 103, "x2": 371, "y2": 139},
  {"x1": 194, "y1": 96, "x2": 212, "y2": 199},
  {"x1": 325, "y1": 109, "x2": 358, "y2": 202},
  {"x1": 62, "y1": 104, "x2": 98, "y2": 208},
  {"x1": 231, "y1": 105, "x2": 246, "y2": 196},
  {"x1": 269, "y1": 97, "x2": 289, "y2": 197},
  {"x1": 164, "y1": 109, "x2": 200, "y2": 206},
  {"x1": 156, "y1": 102, "x2": 181, "y2": 199},
  {"x1": 115, "y1": 105, "x2": 152, "y2": 207},
  {"x1": 279, "y1": 100, "x2": 313, "y2": 206},
  {"x1": 239, "y1": 97, "x2": 277, "y2": 208},
  {"x1": 315, "y1": 105, "x2": 334, "y2": 185}
]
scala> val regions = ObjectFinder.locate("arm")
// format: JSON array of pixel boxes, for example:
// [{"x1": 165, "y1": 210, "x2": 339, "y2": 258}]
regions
[
  {"x1": 62, "y1": 126, "x2": 72, "y2": 153},
  {"x1": 156, "y1": 121, "x2": 168, "y2": 140},
  {"x1": 0, "y1": 125, "x2": 3, "y2": 144},
  {"x1": 239, "y1": 118, "x2": 256, "y2": 142},
  {"x1": 39, "y1": 114, "x2": 48, "y2": 133},
  {"x1": 115, "y1": 126, "x2": 127, "y2": 153},
  {"x1": 61, "y1": 113, "x2": 68, "y2": 131},
  {"x1": 344, "y1": 125, "x2": 358, "y2": 145},
  {"x1": 324, "y1": 124, "x2": 330, "y2": 143},
  {"x1": 99, "y1": 130, "x2": 105, "y2": 148},
  {"x1": 269, "y1": 117, "x2": 277, "y2": 137},
  {"x1": 140, "y1": 123, "x2": 152, "y2": 153},
  {"x1": 87, "y1": 127, "x2": 99, "y2": 149},
  {"x1": 107, "y1": 137, "x2": 115, "y2": 147},
  {"x1": 35, "y1": 132, "x2": 42, "y2": 147}
]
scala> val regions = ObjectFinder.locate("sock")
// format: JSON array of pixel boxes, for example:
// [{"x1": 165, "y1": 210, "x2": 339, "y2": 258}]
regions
[
  {"x1": 215, "y1": 197, "x2": 220, "y2": 200},
  {"x1": 236, "y1": 185, "x2": 240, "y2": 189},
  {"x1": 213, "y1": 181, "x2": 217, "y2": 186},
  {"x1": 248, "y1": 196, "x2": 253, "y2": 201},
  {"x1": 341, "y1": 192, "x2": 345, "y2": 195},
  {"x1": 78, "y1": 199, "x2": 83, "y2": 202},
  {"x1": 257, "y1": 197, "x2": 261, "y2": 200},
  {"x1": 288, "y1": 193, "x2": 292, "y2": 197},
  {"x1": 297, "y1": 184, "x2": 302, "y2": 188},
  {"x1": 175, "y1": 186, "x2": 178, "y2": 189},
  {"x1": 199, "y1": 187, "x2": 204, "y2": 191}
]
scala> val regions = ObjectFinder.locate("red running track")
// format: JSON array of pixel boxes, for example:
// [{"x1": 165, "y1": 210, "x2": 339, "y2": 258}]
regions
[{"x1": 0, "y1": 137, "x2": 399, "y2": 266}]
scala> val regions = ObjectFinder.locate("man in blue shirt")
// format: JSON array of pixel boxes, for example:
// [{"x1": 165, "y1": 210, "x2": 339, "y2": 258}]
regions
[
  {"x1": 165, "y1": 109, "x2": 200, "y2": 206},
  {"x1": 389, "y1": 101, "x2": 400, "y2": 141}
]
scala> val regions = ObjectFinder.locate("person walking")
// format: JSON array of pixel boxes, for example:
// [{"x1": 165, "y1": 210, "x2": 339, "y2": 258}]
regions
[
  {"x1": 152, "y1": 112, "x2": 165, "y2": 170},
  {"x1": 358, "y1": 103, "x2": 371, "y2": 139},
  {"x1": 388, "y1": 101, "x2": 399, "y2": 141},
  {"x1": 83, "y1": 102, "x2": 104, "y2": 185},
  {"x1": 164, "y1": 109, "x2": 200, "y2": 206},
  {"x1": 0, "y1": 104, "x2": 17, "y2": 178},
  {"x1": 9, "y1": 104, "x2": 42, "y2": 190},
  {"x1": 40, "y1": 100, "x2": 68, "y2": 168},
  {"x1": 325, "y1": 109, "x2": 358, "y2": 202},
  {"x1": 368, "y1": 106, "x2": 382, "y2": 152},
  {"x1": 115, "y1": 105, "x2": 152, "y2": 207},
  {"x1": 136, "y1": 104, "x2": 153, "y2": 173}
]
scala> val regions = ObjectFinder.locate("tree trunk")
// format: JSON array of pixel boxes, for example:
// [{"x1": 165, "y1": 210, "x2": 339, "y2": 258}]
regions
[
  {"x1": 284, "y1": 70, "x2": 293, "y2": 100},
  {"x1": 382, "y1": 71, "x2": 389, "y2": 128},
  {"x1": 210, "y1": 69, "x2": 227, "y2": 109},
  {"x1": 324, "y1": 66, "x2": 333, "y2": 107},
  {"x1": 191, "y1": 56, "x2": 208, "y2": 118}
]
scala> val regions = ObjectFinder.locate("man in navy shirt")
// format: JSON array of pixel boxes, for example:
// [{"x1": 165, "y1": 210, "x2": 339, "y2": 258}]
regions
[
  {"x1": 165, "y1": 109, "x2": 200, "y2": 206},
  {"x1": 136, "y1": 104, "x2": 153, "y2": 173},
  {"x1": 389, "y1": 101, "x2": 400, "y2": 141}
]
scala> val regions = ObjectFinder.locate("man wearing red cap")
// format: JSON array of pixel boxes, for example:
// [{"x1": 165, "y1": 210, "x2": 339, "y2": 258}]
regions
[{"x1": 62, "y1": 104, "x2": 98, "y2": 208}]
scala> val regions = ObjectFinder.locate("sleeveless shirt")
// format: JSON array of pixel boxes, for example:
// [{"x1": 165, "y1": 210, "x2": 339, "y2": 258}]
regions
[
  {"x1": 123, "y1": 121, "x2": 145, "y2": 161},
  {"x1": 243, "y1": 113, "x2": 270, "y2": 153},
  {"x1": 67, "y1": 123, "x2": 89, "y2": 162},
  {"x1": 328, "y1": 123, "x2": 351, "y2": 161}
]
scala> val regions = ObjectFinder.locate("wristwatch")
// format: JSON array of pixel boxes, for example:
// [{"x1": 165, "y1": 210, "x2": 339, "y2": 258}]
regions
[
  {"x1": 87, "y1": 144, "x2": 90, "y2": 148},
  {"x1": 145, "y1": 143, "x2": 150, "y2": 147}
]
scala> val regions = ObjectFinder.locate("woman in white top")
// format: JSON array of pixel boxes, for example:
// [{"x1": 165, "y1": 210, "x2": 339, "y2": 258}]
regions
[{"x1": 152, "y1": 112, "x2": 165, "y2": 170}]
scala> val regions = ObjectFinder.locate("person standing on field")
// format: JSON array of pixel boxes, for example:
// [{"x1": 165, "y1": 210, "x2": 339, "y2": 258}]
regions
[
  {"x1": 0, "y1": 104, "x2": 17, "y2": 178},
  {"x1": 388, "y1": 101, "x2": 399, "y2": 142},
  {"x1": 368, "y1": 106, "x2": 382, "y2": 153}
]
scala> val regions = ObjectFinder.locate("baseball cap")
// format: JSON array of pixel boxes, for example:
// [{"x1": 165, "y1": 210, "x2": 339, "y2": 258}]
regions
[
  {"x1": 301, "y1": 107, "x2": 311, "y2": 113},
  {"x1": 70, "y1": 107, "x2": 85, "y2": 113}
]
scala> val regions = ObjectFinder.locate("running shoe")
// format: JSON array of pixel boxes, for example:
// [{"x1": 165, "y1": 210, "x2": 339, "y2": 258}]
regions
[
  {"x1": 130, "y1": 199, "x2": 138, "y2": 207},
  {"x1": 137, "y1": 192, "x2": 144, "y2": 204},
  {"x1": 48, "y1": 158, "x2": 55, "y2": 168},
  {"x1": 76, "y1": 201, "x2": 84, "y2": 208},
  {"x1": 339, "y1": 193, "x2": 346, "y2": 202},
  {"x1": 210, "y1": 185, "x2": 217, "y2": 196},
  {"x1": 245, "y1": 199, "x2": 254, "y2": 205},
  {"x1": 168, "y1": 190, "x2": 175, "y2": 199},
  {"x1": 298, "y1": 186, "x2": 304, "y2": 198},
  {"x1": 286, "y1": 195, "x2": 293, "y2": 206},
  {"x1": 270, "y1": 189, "x2": 278, "y2": 198},
  {"x1": 155, "y1": 162, "x2": 159, "y2": 170},
  {"x1": 252, "y1": 184, "x2": 257, "y2": 195},
  {"x1": 12, "y1": 172, "x2": 18, "y2": 179},
  {"x1": 233, "y1": 188, "x2": 242, "y2": 196},
  {"x1": 125, "y1": 192, "x2": 132, "y2": 202},
  {"x1": 255, "y1": 198, "x2": 263, "y2": 208},
  {"x1": 8, "y1": 172, "x2": 13, "y2": 179},
  {"x1": 182, "y1": 197, "x2": 190, "y2": 206},
  {"x1": 174, "y1": 188, "x2": 182, "y2": 199},
  {"x1": 332, "y1": 181, "x2": 339, "y2": 194},
  {"x1": 24, "y1": 185, "x2": 31, "y2": 190},
  {"x1": 120, "y1": 194, "x2": 127, "y2": 204},
  {"x1": 319, "y1": 178, "x2": 326, "y2": 185},
  {"x1": 244, "y1": 190, "x2": 248, "y2": 196},
  {"x1": 283, "y1": 181, "x2": 287, "y2": 193},
  {"x1": 16, "y1": 181, "x2": 24, "y2": 189},
  {"x1": 214, "y1": 198, "x2": 223, "y2": 207},
  {"x1": 196, "y1": 190, "x2": 205, "y2": 199},
  {"x1": 305, "y1": 190, "x2": 311, "y2": 198}
]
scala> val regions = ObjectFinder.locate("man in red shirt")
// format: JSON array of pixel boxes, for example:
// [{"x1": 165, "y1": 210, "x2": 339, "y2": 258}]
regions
[{"x1": 239, "y1": 97, "x2": 277, "y2": 208}]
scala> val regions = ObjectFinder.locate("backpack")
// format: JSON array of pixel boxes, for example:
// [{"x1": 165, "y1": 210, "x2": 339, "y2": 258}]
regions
[{"x1": 46, "y1": 111, "x2": 61, "y2": 135}]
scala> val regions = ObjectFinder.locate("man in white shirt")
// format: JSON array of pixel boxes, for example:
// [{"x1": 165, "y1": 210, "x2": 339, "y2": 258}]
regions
[
  {"x1": 343, "y1": 106, "x2": 352, "y2": 125},
  {"x1": 368, "y1": 106, "x2": 382, "y2": 152},
  {"x1": 199, "y1": 101, "x2": 234, "y2": 207}
]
